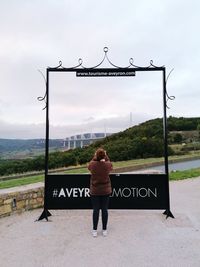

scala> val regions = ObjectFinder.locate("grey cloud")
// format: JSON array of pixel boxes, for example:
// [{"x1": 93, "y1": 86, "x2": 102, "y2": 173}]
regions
[
  {"x1": 0, "y1": 0, "x2": 200, "y2": 138},
  {"x1": 0, "y1": 112, "x2": 151, "y2": 139}
]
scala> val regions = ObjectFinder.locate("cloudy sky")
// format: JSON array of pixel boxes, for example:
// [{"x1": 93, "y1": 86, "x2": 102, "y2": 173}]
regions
[{"x1": 0, "y1": 0, "x2": 199, "y2": 139}]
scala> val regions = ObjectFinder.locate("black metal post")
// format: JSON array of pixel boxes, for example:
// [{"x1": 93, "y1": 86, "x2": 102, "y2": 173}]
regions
[
  {"x1": 37, "y1": 69, "x2": 52, "y2": 221},
  {"x1": 163, "y1": 68, "x2": 174, "y2": 219},
  {"x1": 163, "y1": 68, "x2": 169, "y2": 176},
  {"x1": 45, "y1": 69, "x2": 49, "y2": 182}
]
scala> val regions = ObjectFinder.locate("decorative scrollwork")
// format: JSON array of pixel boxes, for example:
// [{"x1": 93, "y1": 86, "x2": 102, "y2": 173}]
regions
[
  {"x1": 129, "y1": 59, "x2": 165, "y2": 69},
  {"x1": 165, "y1": 68, "x2": 175, "y2": 109},
  {"x1": 48, "y1": 47, "x2": 164, "y2": 70},
  {"x1": 49, "y1": 59, "x2": 83, "y2": 70},
  {"x1": 38, "y1": 48, "x2": 174, "y2": 111},
  {"x1": 149, "y1": 60, "x2": 165, "y2": 68},
  {"x1": 37, "y1": 94, "x2": 47, "y2": 110},
  {"x1": 37, "y1": 70, "x2": 47, "y2": 110},
  {"x1": 78, "y1": 58, "x2": 83, "y2": 65},
  {"x1": 104, "y1": 47, "x2": 108, "y2": 53},
  {"x1": 48, "y1": 61, "x2": 63, "y2": 69}
]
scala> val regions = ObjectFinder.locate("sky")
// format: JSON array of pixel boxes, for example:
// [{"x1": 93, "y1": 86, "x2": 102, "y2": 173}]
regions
[{"x1": 0, "y1": 0, "x2": 199, "y2": 139}]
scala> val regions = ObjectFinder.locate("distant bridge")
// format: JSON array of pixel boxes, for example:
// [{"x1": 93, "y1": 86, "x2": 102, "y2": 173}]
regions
[{"x1": 63, "y1": 133, "x2": 112, "y2": 149}]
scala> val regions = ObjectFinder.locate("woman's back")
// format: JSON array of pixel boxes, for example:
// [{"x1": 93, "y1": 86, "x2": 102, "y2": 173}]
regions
[
  {"x1": 88, "y1": 148, "x2": 113, "y2": 237},
  {"x1": 88, "y1": 157, "x2": 112, "y2": 195}
]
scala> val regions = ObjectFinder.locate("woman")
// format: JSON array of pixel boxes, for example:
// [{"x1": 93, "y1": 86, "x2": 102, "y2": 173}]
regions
[{"x1": 88, "y1": 148, "x2": 113, "y2": 237}]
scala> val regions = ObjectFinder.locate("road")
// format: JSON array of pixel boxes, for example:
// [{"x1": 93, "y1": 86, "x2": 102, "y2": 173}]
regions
[{"x1": 0, "y1": 177, "x2": 200, "y2": 267}]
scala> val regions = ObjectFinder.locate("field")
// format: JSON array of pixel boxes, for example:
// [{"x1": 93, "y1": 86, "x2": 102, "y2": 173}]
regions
[{"x1": 0, "y1": 153, "x2": 200, "y2": 189}]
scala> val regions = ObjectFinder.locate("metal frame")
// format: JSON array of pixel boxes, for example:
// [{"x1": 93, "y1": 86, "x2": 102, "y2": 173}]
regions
[{"x1": 37, "y1": 47, "x2": 174, "y2": 221}]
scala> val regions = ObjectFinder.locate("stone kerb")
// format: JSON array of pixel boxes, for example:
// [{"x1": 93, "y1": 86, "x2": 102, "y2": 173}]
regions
[{"x1": 0, "y1": 182, "x2": 44, "y2": 218}]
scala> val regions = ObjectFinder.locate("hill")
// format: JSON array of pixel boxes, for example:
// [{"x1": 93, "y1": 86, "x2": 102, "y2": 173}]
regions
[
  {"x1": 86, "y1": 116, "x2": 200, "y2": 162},
  {"x1": 0, "y1": 116, "x2": 199, "y2": 176},
  {"x1": 0, "y1": 139, "x2": 64, "y2": 159}
]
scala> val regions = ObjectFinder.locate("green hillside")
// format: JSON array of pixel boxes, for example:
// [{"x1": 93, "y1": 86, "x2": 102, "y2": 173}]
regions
[
  {"x1": 0, "y1": 116, "x2": 200, "y2": 176},
  {"x1": 0, "y1": 139, "x2": 64, "y2": 159},
  {"x1": 86, "y1": 116, "x2": 200, "y2": 162}
]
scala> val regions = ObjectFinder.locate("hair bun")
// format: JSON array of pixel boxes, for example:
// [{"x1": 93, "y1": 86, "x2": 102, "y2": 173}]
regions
[{"x1": 96, "y1": 148, "x2": 106, "y2": 161}]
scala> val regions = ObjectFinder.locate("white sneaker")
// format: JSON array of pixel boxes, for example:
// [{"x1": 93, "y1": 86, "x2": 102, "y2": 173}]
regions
[
  {"x1": 92, "y1": 230, "x2": 97, "y2": 237},
  {"x1": 102, "y1": 230, "x2": 107, "y2": 237}
]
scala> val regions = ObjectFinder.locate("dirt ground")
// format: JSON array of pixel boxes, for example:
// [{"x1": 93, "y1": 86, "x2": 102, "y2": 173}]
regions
[{"x1": 0, "y1": 177, "x2": 200, "y2": 267}]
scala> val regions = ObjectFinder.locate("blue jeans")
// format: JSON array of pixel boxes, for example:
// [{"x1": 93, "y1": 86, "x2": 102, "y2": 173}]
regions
[{"x1": 91, "y1": 195, "x2": 110, "y2": 230}]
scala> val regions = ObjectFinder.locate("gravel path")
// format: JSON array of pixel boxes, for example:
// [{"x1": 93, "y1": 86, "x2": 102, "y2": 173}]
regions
[{"x1": 0, "y1": 177, "x2": 200, "y2": 267}]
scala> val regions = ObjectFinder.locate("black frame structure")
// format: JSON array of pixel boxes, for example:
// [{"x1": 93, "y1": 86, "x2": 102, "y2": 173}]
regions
[{"x1": 37, "y1": 47, "x2": 174, "y2": 221}]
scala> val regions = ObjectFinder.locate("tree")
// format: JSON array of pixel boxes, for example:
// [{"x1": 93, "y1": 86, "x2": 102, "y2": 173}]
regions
[
  {"x1": 173, "y1": 133, "x2": 182, "y2": 143},
  {"x1": 197, "y1": 124, "x2": 200, "y2": 140}
]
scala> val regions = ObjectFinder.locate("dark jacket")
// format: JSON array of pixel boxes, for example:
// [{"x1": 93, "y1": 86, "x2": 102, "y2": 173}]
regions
[{"x1": 88, "y1": 159, "x2": 113, "y2": 196}]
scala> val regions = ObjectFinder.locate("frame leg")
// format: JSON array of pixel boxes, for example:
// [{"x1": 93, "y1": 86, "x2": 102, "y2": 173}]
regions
[
  {"x1": 163, "y1": 209, "x2": 175, "y2": 219},
  {"x1": 36, "y1": 209, "x2": 52, "y2": 221}
]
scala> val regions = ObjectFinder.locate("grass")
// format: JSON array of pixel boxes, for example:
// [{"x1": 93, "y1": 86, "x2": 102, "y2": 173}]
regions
[
  {"x1": 1, "y1": 168, "x2": 200, "y2": 190},
  {"x1": 0, "y1": 175, "x2": 44, "y2": 189},
  {"x1": 169, "y1": 168, "x2": 200, "y2": 181},
  {"x1": 0, "y1": 153, "x2": 200, "y2": 189},
  {"x1": 64, "y1": 168, "x2": 89, "y2": 174}
]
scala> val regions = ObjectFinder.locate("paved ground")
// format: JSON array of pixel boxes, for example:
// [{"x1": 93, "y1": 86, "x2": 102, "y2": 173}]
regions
[{"x1": 0, "y1": 177, "x2": 200, "y2": 267}]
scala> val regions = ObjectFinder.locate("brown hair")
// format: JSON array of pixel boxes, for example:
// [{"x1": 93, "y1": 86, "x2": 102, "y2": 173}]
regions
[{"x1": 95, "y1": 148, "x2": 106, "y2": 161}]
